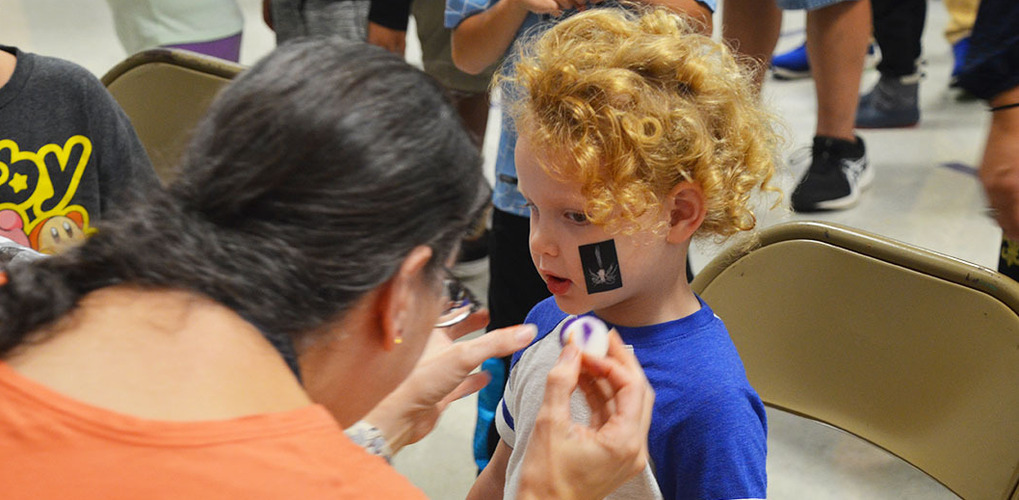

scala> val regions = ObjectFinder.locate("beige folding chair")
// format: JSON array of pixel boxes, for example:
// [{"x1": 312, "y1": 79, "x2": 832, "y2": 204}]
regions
[
  {"x1": 101, "y1": 48, "x2": 244, "y2": 184},
  {"x1": 691, "y1": 221, "x2": 1019, "y2": 500}
]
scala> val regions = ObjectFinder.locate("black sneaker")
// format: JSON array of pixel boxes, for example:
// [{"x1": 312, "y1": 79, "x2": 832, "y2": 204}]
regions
[{"x1": 790, "y1": 135, "x2": 872, "y2": 212}]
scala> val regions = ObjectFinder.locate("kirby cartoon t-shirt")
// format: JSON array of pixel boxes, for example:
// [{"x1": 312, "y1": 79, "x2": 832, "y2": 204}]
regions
[{"x1": 0, "y1": 46, "x2": 158, "y2": 254}]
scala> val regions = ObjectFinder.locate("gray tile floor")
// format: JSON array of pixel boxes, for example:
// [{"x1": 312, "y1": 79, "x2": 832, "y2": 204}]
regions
[{"x1": 1, "y1": 0, "x2": 983, "y2": 497}]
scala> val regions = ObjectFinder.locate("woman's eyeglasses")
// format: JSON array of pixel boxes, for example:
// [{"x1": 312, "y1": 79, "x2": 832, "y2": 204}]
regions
[{"x1": 435, "y1": 267, "x2": 480, "y2": 328}]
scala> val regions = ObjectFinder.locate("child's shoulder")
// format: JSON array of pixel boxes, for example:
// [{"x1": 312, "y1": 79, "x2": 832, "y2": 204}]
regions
[
  {"x1": 12, "y1": 48, "x2": 104, "y2": 100},
  {"x1": 523, "y1": 296, "x2": 566, "y2": 330},
  {"x1": 511, "y1": 297, "x2": 567, "y2": 368}
]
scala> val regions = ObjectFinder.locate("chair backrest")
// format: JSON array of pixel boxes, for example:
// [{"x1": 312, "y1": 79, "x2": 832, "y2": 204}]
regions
[
  {"x1": 101, "y1": 48, "x2": 244, "y2": 184},
  {"x1": 691, "y1": 221, "x2": 1019, "y2": 500}
]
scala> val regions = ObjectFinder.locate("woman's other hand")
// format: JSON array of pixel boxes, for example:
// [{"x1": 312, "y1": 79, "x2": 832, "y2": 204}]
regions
[{"x1": 517, "y1": 330, "x2": 655, "y2": 500}]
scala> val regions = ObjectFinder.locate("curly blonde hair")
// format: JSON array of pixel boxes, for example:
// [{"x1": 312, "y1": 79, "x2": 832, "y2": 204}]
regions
[{"x1": 502, "y1": 6, "x2": 782, "y2": 238}]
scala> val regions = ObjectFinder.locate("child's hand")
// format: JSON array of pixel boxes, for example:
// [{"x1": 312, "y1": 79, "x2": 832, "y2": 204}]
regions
[{"x1": 517, "y1": 330, "x2": 655, "y2": 500}]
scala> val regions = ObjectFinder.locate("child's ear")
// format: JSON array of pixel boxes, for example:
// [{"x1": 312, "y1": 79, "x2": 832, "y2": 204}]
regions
[{"x1": 666, "y1": 182, "x2": 707, "y2": 244}]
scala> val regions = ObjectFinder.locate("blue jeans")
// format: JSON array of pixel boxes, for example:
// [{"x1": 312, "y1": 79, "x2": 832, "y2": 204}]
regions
[
  {"x1": 955, "y1": 0, "x2": 1019, "y2": 100},
  {"x1": 775, "y1": 0, "x2": 856, "y2": 11}
]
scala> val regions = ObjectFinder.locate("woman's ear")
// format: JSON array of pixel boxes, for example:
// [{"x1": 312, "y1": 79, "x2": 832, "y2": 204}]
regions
[
  {"x1": 666, "y1": 182, "x2": 707, "y2": 244},
  {"x1": 377, "y1": 245, "x2": 434, "y2": 350}
]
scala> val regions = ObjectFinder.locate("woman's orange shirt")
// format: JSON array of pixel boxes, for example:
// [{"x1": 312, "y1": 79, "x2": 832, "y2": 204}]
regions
[{"x1": 0, "y1": 362, "x2": 427, "y2": 500}]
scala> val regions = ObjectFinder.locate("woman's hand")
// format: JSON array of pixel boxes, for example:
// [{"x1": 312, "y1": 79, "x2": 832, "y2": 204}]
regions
[
  {"x1": 517, "y1": 330, "x2": 655, "y2": 500},
  {"x1": 363, "y1": 309, "x2": 537, "y2": 454}
]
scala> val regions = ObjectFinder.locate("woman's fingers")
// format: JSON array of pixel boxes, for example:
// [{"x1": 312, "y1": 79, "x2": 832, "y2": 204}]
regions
[
  {"x1": 453, "y1": 323, "x2": 536, "y2": 373},
  {"x1": 439, "y1": 371, "x2": 492, "y2": 407},
  {"x1": 580, "y1": 330, "x2": 654, "y2": 468},
  {"x1": 577, "y1": 372, "x2": 612, "y2": 429},
  {"x1": 540, "y1": 343, "x2": 582, "y2": 416}
]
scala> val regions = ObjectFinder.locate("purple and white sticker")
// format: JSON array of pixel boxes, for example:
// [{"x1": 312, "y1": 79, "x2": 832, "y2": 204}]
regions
[{"x1": 559, "y1": 315, "x2": 610, "y2": 357}]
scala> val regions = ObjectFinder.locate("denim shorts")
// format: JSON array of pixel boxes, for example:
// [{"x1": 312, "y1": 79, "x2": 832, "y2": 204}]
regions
[{"x1": 776, "y1": 0, "x2": 857, "y2": 10}]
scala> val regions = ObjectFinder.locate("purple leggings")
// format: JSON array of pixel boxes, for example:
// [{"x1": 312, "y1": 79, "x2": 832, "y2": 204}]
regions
[{"x1": 164, "y1": 32, "x2": 242, "y2": 62}]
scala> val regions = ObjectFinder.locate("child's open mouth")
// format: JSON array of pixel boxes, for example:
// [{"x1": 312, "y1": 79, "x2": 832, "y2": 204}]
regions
[{"x1": 545, "y1": 274, "x2": 571, "y2": 295}]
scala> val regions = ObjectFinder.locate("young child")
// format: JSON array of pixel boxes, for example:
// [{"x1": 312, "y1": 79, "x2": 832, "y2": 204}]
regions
[
  {"x1": 468, "y1": 7, "x2": 781, "y2": 500},
  {"x1": 447, "y1": 0, "x2": 715, "y2": 472}
]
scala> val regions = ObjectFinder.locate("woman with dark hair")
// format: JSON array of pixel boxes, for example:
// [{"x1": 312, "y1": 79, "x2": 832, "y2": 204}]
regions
[{"x1": 0, "y1": 38, "x2": 653, "y2": 498}]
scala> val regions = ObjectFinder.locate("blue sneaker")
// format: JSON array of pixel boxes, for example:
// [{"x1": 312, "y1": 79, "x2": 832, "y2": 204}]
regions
[
  {"x1": 949, "y1": 37, "x2": 970, "y2": 87},
  {"x1": 771, "y1": 42, "x2": 810, "y2": 80}
]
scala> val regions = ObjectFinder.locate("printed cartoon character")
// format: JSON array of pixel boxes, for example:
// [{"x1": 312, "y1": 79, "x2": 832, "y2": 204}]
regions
[
  {"x1": 0, "y1": 209, "x2": 30, "y2": 247},
  {"x1": 29, "y1": 212, "x2": 87, "y2": 255}
]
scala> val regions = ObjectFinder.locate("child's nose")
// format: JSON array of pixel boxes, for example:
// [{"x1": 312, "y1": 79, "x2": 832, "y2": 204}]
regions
[{"x1": 529, "y1": 220, "x2": 558, "y2": 258}]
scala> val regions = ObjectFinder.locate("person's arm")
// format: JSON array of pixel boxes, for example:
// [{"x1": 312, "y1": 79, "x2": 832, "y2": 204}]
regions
[
  {"x1": 516, "y1": 331, "x2": 655, "y2": 500},
  {"x1": 368, "y1": 0, "x2": 411, "y2": 55},
  {"x1": 262, "y1": 0, "x2": 274, "y2": 29},
  {"x1": 980, "y1": 85, "x2": 1019, "y2": 240},
  {"x1": 467, "y1": 439, "x2": 511, "y2": 500},
  {"x1": 450, "y1": 0, "x2": 532, "y2": 75},
  {"x1": 368, "y1": 23, "x2": 407, "y2": 55},
  {"x1": 450, "y1": 0, "x2": 578, "y2": 75}
]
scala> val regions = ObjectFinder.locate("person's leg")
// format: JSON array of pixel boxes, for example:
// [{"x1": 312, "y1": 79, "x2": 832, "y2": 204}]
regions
[
  {"x1": 871, "y1": 0, "x2": 924, "y2": 78},
  {"x1": 807, "y1": 0, "x2": 871, "y2": 141},
  {"x1": 943, "y1": 0, "x2": 979, "y2": 45},
  {"x1": 722, "y1": 0, "x2": 783, "y2": 92},
  {"x1": 450, "y1": 91, "x2": 491, "y2": 150},
  {"x1": 857, "y1": 0, "x2": 923, "y2": 128},
  {"x1": 791, "y1": 0, "x2": 873, "y2": 212},
  {"x1": 944, "y1": 0, "x2": 979, "y2": 85},
  {"x1": 485, "y1": 207, "x2": 548, "y2": 343}
]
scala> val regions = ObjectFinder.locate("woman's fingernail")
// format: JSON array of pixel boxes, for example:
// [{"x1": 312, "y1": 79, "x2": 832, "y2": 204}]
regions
[{"x1": 516, "y1": 324, "x2": 538, "y2": 342}]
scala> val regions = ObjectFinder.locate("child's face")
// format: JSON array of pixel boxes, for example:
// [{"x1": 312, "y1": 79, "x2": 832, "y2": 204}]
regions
[{"x1": 516, "y1": 136, "x2": 690, "y2": 326}]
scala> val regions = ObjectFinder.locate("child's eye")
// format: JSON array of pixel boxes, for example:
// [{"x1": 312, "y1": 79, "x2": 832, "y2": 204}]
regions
[
  {"x1": 524, "y1": 201, "x2": 538, "y2": 217},
  {"x1": 564, "y1": 211, "x2": 588, "y2": 224}
]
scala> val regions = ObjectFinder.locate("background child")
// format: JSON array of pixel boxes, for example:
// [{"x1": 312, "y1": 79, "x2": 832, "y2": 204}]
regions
[
  {"x1": 0, "y1": 45, "x2": 159, "y2": 255},
  {"x1": 469, "y1": 7, "x2": 781, "y2": 499}
]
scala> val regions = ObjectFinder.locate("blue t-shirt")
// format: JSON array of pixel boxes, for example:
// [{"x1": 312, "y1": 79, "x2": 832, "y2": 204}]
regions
[{"x1": 501, "y1": 296, "x2": 767, "y2": 500}]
